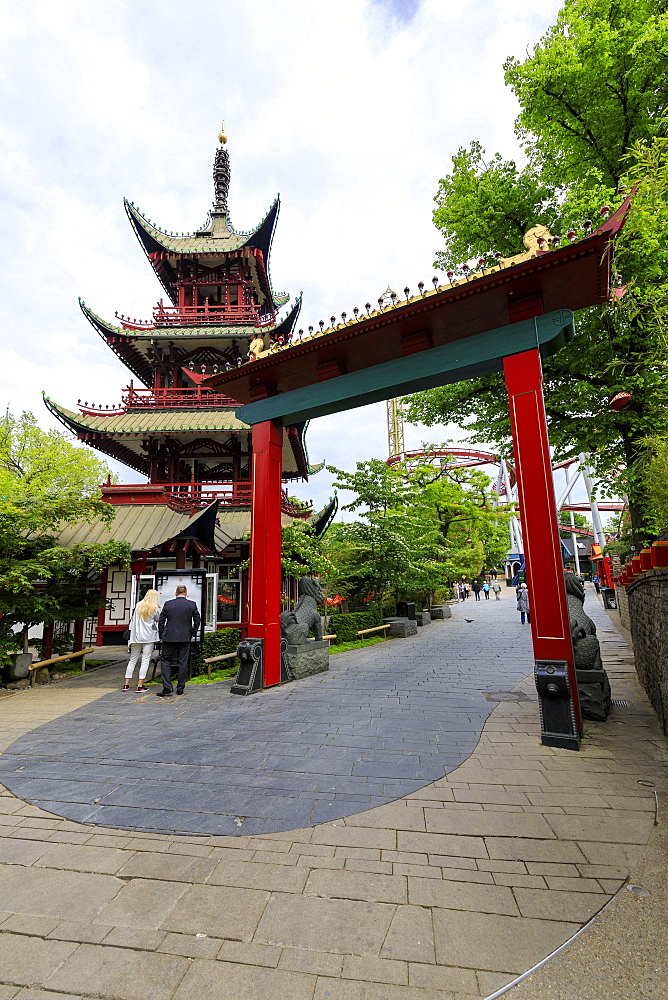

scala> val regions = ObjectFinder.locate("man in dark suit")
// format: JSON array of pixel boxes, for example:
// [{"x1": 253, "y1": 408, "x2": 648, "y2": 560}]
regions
[{"x1": 157, "y1": 585, "x2": 201, "y2": 697}]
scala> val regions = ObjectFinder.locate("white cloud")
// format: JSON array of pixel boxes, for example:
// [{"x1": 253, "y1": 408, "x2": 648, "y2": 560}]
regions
[{"x1": 1, "y1": 0, "x2": 566, "y2": 507}]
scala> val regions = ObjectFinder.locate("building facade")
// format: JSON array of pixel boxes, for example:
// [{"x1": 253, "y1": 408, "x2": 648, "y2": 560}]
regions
[{"x1": 45, "y1": 129, "x2": 330, "y2": 646}]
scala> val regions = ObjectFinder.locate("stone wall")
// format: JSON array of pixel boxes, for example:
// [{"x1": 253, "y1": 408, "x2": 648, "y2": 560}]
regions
[
  {"x1": 627, "y1": 567, "x2": 668, "y2": 734},
  {"x1": 611, "y1": 554, "x2": 630, "y2": 629}
]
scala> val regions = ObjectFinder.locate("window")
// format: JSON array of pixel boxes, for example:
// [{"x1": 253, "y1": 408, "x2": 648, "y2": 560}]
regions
[{"x1": 217, "y1": 565, "x2": 241, "y2": 622}]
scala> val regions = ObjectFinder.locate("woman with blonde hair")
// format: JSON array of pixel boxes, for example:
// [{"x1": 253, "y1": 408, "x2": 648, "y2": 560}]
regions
[{"x1": 123, "y1": 589, "x2": 160, "y2": 692}]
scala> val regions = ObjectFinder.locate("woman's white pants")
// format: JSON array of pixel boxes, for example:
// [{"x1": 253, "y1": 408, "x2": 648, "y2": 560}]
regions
[{"x1": 125, "y1": 643, "x2": 154, "y2": 681}]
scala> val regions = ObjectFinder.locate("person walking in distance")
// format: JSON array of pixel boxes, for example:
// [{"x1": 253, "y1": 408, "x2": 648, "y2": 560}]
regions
[
  {"x1": 492, "y1": 580, "x2": 502, "y2": 600},
  {"x1": 516, "y1": 582, "x2": 531, "y2": 624},
  {"x1": 472, "y1": 580, "x2": 481, "y2": 601},
  {"x1": 123, "y1": 589, "x2": 160, "y2": 692},
  {"x1": 157, "y1": 585, "x2": 201, "y2": 697},
  {"x1": 482, "y1": 581, "x2": 490, "y2": 600}
]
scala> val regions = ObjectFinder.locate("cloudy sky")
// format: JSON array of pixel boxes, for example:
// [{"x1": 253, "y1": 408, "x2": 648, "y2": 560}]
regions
[{"x1": 1, "y1": 0, "x2": 576, "y2": 516}]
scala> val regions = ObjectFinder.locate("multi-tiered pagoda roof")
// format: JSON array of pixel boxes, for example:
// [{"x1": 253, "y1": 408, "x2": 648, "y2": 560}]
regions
[{"x1": 47, "y1": 127, "x2": 312, "y2": 487}]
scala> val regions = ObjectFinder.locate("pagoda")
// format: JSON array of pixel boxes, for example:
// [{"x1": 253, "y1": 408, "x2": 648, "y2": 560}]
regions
[{"x1": 45, "y1": 126, "x2": 331, "y2": 646}]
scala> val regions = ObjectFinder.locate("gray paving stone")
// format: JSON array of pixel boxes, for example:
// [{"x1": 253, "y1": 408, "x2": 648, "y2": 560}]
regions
[
  {"x1": 0, "y1": 866, "x2": 123, "y2": 922},
  {"x1": 95, "y1": 878, "x2": 188, "y2": 929},
  {"x1": 116, "y1": 852, "x2": 216, "y2": 883},
  {"x1": 0, "y1": 839, "x2": 48, "y2": 866},
  {"x1": 207, "y1": 858, "x2": 309, "y2": 893},
  {"x1": 172, "y1": 960, "x2": 316, "y2": 1000},
  {"x1": 1, "y1": 914, "x2": 60, "y2": 936},
  {"x1": 35, "y1": 845, "x2": 132, "y2": 875},
  {"x1": 409, "y1": 876, "x2": 519, "y2": 915},
  {"x1": 48, "y1": 921, "x2": 112, "y2": 944},
  {"x1": 255, "y1": 893, "x2": 395, "y2": 956},
  {"x1": 0, "y1": 933, "x2": 77, "y2": 988},
  {"x1": 44, "y1": 942, "x2": 189, "y2": 1000},
  {"x1": 160, "y1": 883, "x2": 269, "y2": 940},
  {"x1": 305, "y1": 868, "x2": 407, "y2": 904},
  {"x1": 380, "y1": 905, "x2": 435, "y2": 963},
  {"x1": 432, "y1": 908, "x2": 579, "y2": 974}
]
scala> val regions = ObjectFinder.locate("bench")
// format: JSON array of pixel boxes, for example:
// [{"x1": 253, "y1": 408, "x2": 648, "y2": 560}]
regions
[
  {"x1": 28, "y1": 647, "x2": 96, "y2": 687},
  {"x1": 203, "y1": 650, "x2": 238, "y2": 680},
  {"x1": 356, "y1": 624, "x2": 391, "y2": 637}
]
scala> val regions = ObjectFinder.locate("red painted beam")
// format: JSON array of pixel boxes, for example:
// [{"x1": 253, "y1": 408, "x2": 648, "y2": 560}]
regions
[
  {"x1": 504, "y1": 348, "x2": 582, "y2": 738},
  {"x1": 203, "y1": 197, "x2": 632, "y2": 405},
  {"x1": 248, "y1": 420, "x2": 283, "y2": 687}
]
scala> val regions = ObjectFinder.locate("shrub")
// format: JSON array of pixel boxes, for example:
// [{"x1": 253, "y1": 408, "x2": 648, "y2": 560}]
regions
[
  {"x1": 327, "y1": 610, "x2": 382, "y2": 643},
  {"x1": 190, "y1": 628, "x2": 241, "y2": 677}
]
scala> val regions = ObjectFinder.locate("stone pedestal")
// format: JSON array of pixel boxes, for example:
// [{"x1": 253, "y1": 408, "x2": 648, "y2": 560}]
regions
[
  {"x1": 286, "y1": 640, "x2": 329, "y2": 680},
  {"x1": 430, "y1": 605, "x2": 452, "y2": 619},
  {"x1": 383, "y1": 617, "x2": 418, "y2": 638},
  {"x1": 5, "y1": 653, "x2": 32, "y2": 682},
  {"x1": 576, "y1": 668, "x2": 612, "y2": 721}
]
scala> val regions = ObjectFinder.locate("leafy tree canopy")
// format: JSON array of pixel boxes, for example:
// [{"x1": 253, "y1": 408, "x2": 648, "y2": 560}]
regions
[
  {"x1": 0, "y1": 411, "x2": 130, "y2": 659},
  {"x1": 407, "y1": 0, "x2": 668, "y2": 549},
  {"x1": 324, "y1": 454, "x2": 510, "y2": 606}
]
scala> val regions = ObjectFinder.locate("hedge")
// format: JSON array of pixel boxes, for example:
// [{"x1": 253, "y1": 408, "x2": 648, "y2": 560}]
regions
[
  {"x1": 327, "y1": 610, "x2": 382, "y2": 643},
  {"x1": 190, "y1": 628, "x2": 241, "y2": 677}
]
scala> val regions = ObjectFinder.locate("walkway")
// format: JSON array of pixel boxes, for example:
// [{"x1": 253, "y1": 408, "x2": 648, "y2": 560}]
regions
[
  {"x1": 0, "y1": 600, "x2": 533, "y2": 835},
  {"x1": 0, "y1": 589, "x2": 665, "y2": 1000}
]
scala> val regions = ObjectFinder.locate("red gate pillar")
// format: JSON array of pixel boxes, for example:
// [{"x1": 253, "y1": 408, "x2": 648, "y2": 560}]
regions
[
  {"x1": 248, "y1": 419, "x2": 283, "y2": 687},
  {"x1": 504, "y1": 348, "x2": 582, "y2": 748}
]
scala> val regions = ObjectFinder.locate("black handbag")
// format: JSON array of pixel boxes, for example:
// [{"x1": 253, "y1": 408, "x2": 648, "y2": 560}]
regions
[{"x1": 122, "y1": 628, "x2": 131, "y2": 643}]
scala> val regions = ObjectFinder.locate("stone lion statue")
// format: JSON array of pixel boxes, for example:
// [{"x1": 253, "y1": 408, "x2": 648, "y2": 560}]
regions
[
  {"x1": 280, "y1": 577, "x2": 324, "y2": 646},
  {"x1": 565, "y1": 574, "x2": 603, "y2": 671}
]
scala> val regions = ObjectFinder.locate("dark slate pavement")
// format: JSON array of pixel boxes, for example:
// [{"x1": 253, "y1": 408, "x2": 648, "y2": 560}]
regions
[{"x1": 0, "y1": 597, "x2": 535, "y2": 836}]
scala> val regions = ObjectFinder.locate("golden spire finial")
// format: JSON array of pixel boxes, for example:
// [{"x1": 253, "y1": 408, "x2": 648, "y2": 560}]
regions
[{"x1": 218, "y1": 120, "x2": 227, "y2": 145}]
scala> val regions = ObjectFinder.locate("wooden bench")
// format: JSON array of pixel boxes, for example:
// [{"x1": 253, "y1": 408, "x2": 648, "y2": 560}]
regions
[
  {"x1": 28, "y1": 647, "x2": 96, "y2": 687},
  {"x1": 203, "y1": 650, "x2": 238, "y2": 680}
]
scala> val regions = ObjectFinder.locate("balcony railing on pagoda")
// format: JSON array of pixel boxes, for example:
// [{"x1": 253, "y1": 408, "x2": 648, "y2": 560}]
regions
[
  {"x1": 114, "y1": 301, "x2": 276, "y2": 330},
  {"x1": 100, "y1": 480, "x2": 313, "y2": 518},
  {"x1": 77, "y1": 385, "x2": 237, "y2": 416}
]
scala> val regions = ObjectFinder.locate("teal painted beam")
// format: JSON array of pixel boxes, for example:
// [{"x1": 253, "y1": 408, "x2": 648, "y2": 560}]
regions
[{"x1": 236, "y1": 309, "x2": 575, "y2": 426}]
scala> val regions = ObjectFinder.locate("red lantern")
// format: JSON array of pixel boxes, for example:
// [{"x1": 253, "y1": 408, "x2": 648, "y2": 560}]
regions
[{"x1": 609, "y1": 391, "x2": 632, "y2": 411}]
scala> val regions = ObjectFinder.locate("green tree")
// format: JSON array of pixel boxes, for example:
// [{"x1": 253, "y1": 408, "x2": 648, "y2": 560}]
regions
[
  {"x1": 280, "y1": 519, "x2": 337, "y2": 581},
  {"x1": 325, "y1": 455, "x2": 509, "y2": 606},
  {"x1": 406, "y1": 0, "x2": 668, "y2": 551},
  {"x1": 0, "y1": 411, "x2": 130, "y2": 661},
  {"x1": 559, "y1": 511, "x2": 590, "y2": 539}
]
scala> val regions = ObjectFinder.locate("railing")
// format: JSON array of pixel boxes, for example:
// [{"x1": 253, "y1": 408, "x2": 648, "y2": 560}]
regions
[
  {"x1": 114, "y1": 303, "x2": 276, "y2": 330},
  {"x1": 100, "y1": 481, "x2": 313, "y2": 519},
  {"x1": 124, "y1": 386, "x2": 238, "y2": 408},
  {"x1": 78, "y1": 386, "x2": 238, "y2": 416}
]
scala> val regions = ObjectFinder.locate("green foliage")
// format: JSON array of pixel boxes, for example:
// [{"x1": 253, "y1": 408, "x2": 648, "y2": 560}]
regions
[
  {"x1": 328, "y1": 610, "x2": 382, "y2": 643},
  {"x1": 0, "y1": 410, "x2": 130, "y2": 663},
  {"x1": 329, "y1": 636, "x2": 387, "y2": 654},
  {"x1": 559, "y1": 511, "x2": 590, "y2": 539},
  {"x1": 504, "y1": 0, "x2": 668, "y2": 190},
  {"x1": 433, "y1": 141, "x2": 558, "y2": 271},
  {"x1": 325, "y1": 454, "x2": 509, "y2": 607},
  {"x1": 280, "y1": 519, "x2": 337, "y2": 580},
  {"x1": 637, "y1": 436, "x2": 668, "y2": 536},
  {"x1": 189, "y1": 628, "x2": 241, "y2": 677},
  {"x1": 411, "y1": 0, "x2": 668, "y2": 550}
]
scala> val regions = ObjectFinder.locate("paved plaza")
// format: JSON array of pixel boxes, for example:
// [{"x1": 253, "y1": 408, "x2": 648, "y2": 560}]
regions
[
  {"x1": 0, "y1": 589, "x2": 665, "y2": 999},
  {"x1": 0, "y1": 604, "x2": 534, "y2": 836}
]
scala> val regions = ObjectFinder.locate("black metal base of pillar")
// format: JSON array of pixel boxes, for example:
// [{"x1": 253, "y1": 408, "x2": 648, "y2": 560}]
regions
[
  {"x1": 535, "y1": 659, "x2": 581, "y2": 751},
  {"x1": 231, "y1": 637, "x2": 264, "y2": 695},
  {"x1": 541, "y1": 733, "x2": 581, "y2": 750}
]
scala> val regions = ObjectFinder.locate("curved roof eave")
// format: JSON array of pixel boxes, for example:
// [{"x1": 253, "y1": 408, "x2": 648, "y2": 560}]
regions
[
  {"x1": 123, "y1": 194, "x2": 279, "y2": 259},
  {"x1": 79, "y1": 300, "x2": 153, "y2": 387}
]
